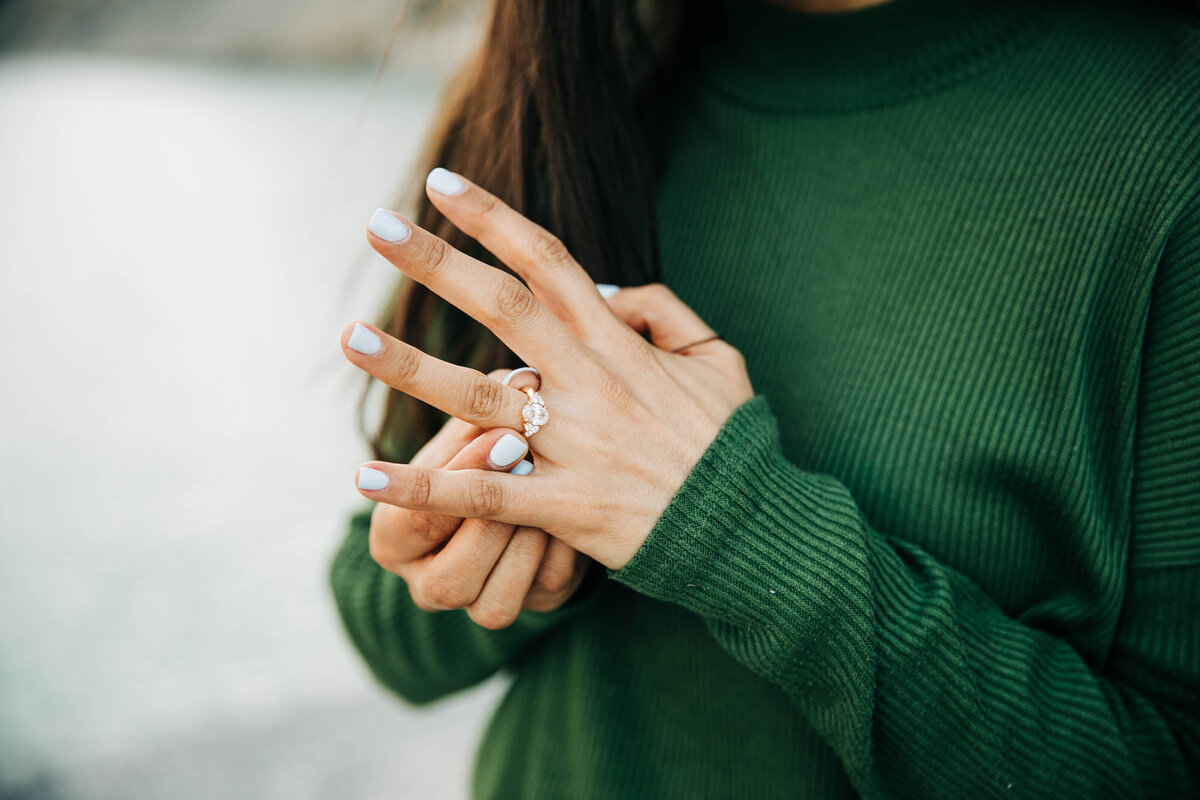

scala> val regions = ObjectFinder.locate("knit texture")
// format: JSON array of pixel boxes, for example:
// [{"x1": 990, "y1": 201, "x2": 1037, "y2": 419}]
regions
[{"x1": 330, "y1": 1, "x2": 1200, "y2": 797}]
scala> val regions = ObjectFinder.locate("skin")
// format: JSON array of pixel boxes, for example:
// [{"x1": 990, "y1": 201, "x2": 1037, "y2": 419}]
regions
[
  {"x1": 352, "y1": 1, "x2": 895, "y2": 629},
  {"x1": 365, "y1": 370, "x2": 590, "y2": 630},
  {"x1": 342, "y1": 171, "x2": 755, "y2": 625}
]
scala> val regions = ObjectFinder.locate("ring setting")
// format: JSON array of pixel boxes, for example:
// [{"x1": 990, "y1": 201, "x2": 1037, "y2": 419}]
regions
[
  {"x1": 521, "y1": 387, "x2": 549, "y2": 437},
  {"x1": 501, "y1": 367, "x2": 549, "y2": 438}
]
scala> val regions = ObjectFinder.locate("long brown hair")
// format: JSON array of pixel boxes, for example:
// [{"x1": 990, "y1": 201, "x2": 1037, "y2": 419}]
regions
[{"x1": 370, "y1": 0, "x2": 716, "y2": 461}]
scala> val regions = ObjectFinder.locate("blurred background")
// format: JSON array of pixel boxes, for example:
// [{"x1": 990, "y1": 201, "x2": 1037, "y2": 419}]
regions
[{"x1": 0, "y1": 1, "x2": 503, "y2": 797}]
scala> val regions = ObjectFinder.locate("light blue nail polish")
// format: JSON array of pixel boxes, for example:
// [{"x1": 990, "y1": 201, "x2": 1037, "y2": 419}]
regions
[
  {"x1": 510, "y1": 459, "x2": 534, "y2": 476},
  {"x1": 347, "y1": 323, "x2": 382, "y2": 355},
  {"x1": 488, "y1": 434, "x2": 528, "y2": 469},
  {"x1": 426, "y1": 167, "x2": 466, "y2": 196},
  {"x1": 596, "y1": 283, "x2": 621, "y2": 299},
  {"x1": 368, "y1": 209, "x2": 410, "y2": 243},
  {"x1": 357, "y1": 467, "x2": 389, "y2": 491}
]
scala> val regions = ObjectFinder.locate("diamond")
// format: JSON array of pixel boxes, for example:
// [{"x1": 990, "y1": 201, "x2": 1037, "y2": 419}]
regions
[
  {"x1": 521, "y1": 391, "x2": 548, "y2": 434},
  {"x1": 523, "y1": 405, "x2": 549, "y2": 427}
]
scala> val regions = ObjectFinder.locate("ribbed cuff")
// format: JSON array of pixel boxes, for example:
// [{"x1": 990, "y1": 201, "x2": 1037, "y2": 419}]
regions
[{"x1": 610, "y1": 395, "x2": 870, "y2": 652}]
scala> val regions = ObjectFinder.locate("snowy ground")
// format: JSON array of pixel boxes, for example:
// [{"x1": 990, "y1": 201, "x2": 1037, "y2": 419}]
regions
[{"x1": 0, "y1": 53, "x2": 502, "y2": 799}]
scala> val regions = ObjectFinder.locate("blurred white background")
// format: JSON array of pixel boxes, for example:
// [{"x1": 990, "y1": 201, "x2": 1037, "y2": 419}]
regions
[{"x1": 0, "y1": 2, "x2": 502, "y2": 797}]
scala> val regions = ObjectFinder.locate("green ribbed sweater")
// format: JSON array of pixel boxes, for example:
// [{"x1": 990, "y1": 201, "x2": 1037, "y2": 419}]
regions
[{"x1": 330, "y1": 1, "x2": 1200, "y2": 797}]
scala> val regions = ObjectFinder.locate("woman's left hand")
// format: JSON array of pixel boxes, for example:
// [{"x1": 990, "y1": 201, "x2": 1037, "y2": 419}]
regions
[{"x1": 346, "y1": 170, "x2": 754, "y2": 570}]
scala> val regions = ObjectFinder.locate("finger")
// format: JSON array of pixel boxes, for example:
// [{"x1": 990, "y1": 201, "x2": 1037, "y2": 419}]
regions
[
  {"x1": 605, "y1": 283, "x2": 718, "y2": 353},
  {"x1": 343, "y1": 321, "x2": 529, "y2": 431},
  {"x1": 523, "y1": 537, "x2": 583, "y2": 612},
  {"x1": 412, "y1": 516, "x2": 520, "y2": 611},
  {"x1": 409, "y1": 415, "x2": 481, "y2": 469},
  {"x1": 375, "y1": 427, "x2": 530, "y2": 566},
  {"x1": 406, "y1": 367, "x2": 513, "y2": 467},
  {"x1": 531, "y1": 536, "x2": 578, "y2": 595},
  {"x1": 424, "y1": 169, "x2": 623, "y2": 342},
  {"x1": 355, "y1": 461, "x2": 558, "y2": 530},
  {"x1": 365, "y1": 208, "x2": 582, "y2": 369},
  {"x1": 467, "y1": 526, "x2": 548, "y2": 630}
]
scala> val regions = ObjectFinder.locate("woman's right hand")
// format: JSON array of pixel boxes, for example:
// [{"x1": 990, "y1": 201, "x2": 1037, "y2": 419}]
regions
[{"x1": 366, "y1": 372, "x2": 590, "y2": 629}]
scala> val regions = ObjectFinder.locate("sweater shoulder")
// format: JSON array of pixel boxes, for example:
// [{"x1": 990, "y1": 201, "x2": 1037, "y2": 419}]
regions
[
  {"x1": 1033, "y1": 4, "x2": 1200, "y2": 207},
  {"x1": 1059, "y1": 1, "x2": 1200, "y2": 64},
  {"x1": 1044, "y1": 3, "x2": 1200, "y2": 116}
]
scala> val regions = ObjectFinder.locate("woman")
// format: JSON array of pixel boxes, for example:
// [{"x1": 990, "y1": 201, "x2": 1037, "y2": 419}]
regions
[{"x1": 331, "y1": 0, "x2": 1200, "y2": 797}]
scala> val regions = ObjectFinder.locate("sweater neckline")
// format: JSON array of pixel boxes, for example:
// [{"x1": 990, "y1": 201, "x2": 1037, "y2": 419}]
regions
[{"x1": 704, "y1": 0, "x2": 1050, "y2": 113}]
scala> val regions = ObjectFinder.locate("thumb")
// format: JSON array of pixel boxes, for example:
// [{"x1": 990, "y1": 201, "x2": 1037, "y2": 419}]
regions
[{"x1": 604, "y1": 283, "x2": 719, "y2": 354}]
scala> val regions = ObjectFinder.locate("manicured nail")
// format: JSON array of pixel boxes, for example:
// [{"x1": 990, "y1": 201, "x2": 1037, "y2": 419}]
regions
[
  {"x1": 488, "y1": 433, "x2": 528, "y2": 469},
  {"x1": 426, "y1": 168, "x2": 466, "y2": 197},
  {"x1": 368, "y1": 208, "x2": 410, "y2": 243},
  {"x1": 347, "y1": 323, "x2": 382, "y2": 355},
  {"x1": 596, "y1": 283, "x2": 620, "y2": 299},
  {"x1": 357, "y1": 467, "x2": 389, "y2": 491},
  {"x1": 510, "y1": 459, "x2": 534, "y2": 476}
]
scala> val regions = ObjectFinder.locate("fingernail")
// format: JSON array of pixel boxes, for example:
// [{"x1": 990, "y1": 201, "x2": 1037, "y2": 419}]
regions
[
  {"x1": 368, "y1": 208, "x2": 410, "y2": 243},
  {"x1": 347, "y1": 323, "x2": 382, "y2": 355},
  {"x1": 357, "y1": 467, "x2": 389, "y2": 491},
  {"x1": 596, "y1": 283, "x2": 620, "y2": 299},
  {"x1": 510, "y1": 459, "x2": 534, "y2": 476},
  {"x1": 426, "y1": 168, "x2": 466, "y2": 197},
  {"x1": 487, "y1": 433, "x2": 528, "y2": 469}
]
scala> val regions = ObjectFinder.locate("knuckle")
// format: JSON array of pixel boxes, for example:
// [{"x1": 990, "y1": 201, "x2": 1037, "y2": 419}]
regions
[
  {"x1": 466, "y1": 375, "x2": 505, "y2": 420},
  {"x1": 535, "y1": 563, "x2": 573, "y2": 596},
  {"x1": 469, "y1": 599, "x2": 519, "y2": 630},
  {"x1": 477, "y1": 519, "x2": 517, "y2": 544},
  {"x1": 528, "y1": 230, "x2": 571, "y2": 269},
  {"x1": 585, "y1": 361, "x2": 642, "y2": 411},
  {"x1": 466, "y1": 473, "x2": 504, "y2": 517},
  {"x1": 367, "y1": 508, "x2": 399, "y2": 570},
  {"x1": 387, "y1": 343, "x2": 422, "y2": 386},
  {"x1": 494, "y1": 278, "x2": 540, "y2": 324},
  {"x1": 367, "y1": 530, "x2": 397, "y2": 572},
  {"x1": 409, "y1": 591, "x2": 442, "y2": 613},
  {"x1": 613, "y1": 326, "x2": 657, "y2": 364},
  {"x1": 599, "y1": 371, "x2": 639, "y2": 414},
  {"x1": 422, "y1": 570, "x2": 473, "y2": 609},
  {"x1": 406, "y1": 469, "x2": 433, "y2": 508},
  {"x1": 475, "y1": 191, "x2": 502, "y2": 221},
  {"x1": 407, "y1": 511, "x2": 441, "y2": 548},
  {"x1": 522, "y1": 593, "x2": 555, "y2": 613},
  {"x1": 645, "y1": 282, "x2": 674, "y2": 303},
  {"x1": 716, "y1": 344, "x2": 748, "y2": 372},
  {"x1": 507, "y1": 528, "x2": 544, "y2": 560},
  {"x1": 414, "y1": 236, "x2": 452, "y2": 276},
  {"x1": 524, "y1": 586, "x2": 571, "y2": 613}
]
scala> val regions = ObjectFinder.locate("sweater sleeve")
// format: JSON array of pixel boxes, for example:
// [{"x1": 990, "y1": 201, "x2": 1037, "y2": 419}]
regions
[
  {"x1": 610, "y1": 212, "x2": 1200, "y2": 797},
  {"x1": 330, "y1": 509, "x2": 605, "y2": 705}
]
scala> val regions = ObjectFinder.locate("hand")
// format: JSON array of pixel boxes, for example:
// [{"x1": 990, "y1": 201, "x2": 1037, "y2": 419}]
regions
[
  {"x1": 362, "y1": 375, "x2": 589, "y2": 629},
  {"x1": 345, "y1": 170, "x2": 754, "y2": 569}
]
